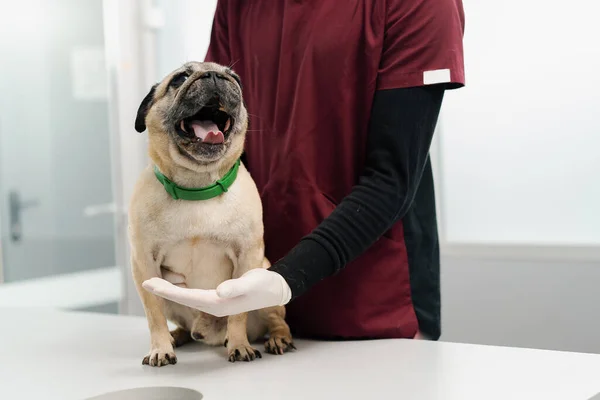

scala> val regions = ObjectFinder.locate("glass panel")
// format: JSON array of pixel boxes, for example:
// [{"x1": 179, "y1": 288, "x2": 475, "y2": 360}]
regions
[{"x1": 0, "y1": 0, "x2": 120, "y2": 313}]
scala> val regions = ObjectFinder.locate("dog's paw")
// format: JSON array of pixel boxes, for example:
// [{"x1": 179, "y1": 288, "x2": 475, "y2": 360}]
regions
[
  {"x1": 227, "y1": 343, "x2": 262, "y2": 363},
  {"x1": 265, "y1": 334, "x2": 296, "y2": 355},
  {"x1": 142, "y1": 346, "x2": 177, "y2": 367},
  {"x1": 170, "y1": 328, "x2": 192, "y2": 348}
]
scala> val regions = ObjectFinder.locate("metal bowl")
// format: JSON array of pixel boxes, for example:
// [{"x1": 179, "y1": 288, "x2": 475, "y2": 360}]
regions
[{"x1": 86, "y1": 386, "x2": 203, "y2": 400}]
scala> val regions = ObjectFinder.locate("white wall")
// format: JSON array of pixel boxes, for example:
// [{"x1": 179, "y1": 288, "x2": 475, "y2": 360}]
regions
[
  {"x1": 440, "y1": 0, "x2": 600, "y2": 245},
  {"x1": 154, "y1": 0, "x2": 217, "y2": 80},
  {"x1": 437, "y1": 0, "x2": 600, "y2": 353}
]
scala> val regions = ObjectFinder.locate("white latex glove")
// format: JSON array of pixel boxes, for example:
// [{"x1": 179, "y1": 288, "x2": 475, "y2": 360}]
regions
[{"x1": 142, "y1": 268, "x2": 292, "y2": 317}]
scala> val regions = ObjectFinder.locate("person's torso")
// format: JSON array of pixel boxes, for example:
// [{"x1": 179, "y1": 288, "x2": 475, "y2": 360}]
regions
[
  {"x1": 227, "y1": 1, "x2": 386, "y2": 200},
  {"x1": 212, "y1": 0, "x2": 429, "y2": 339}
]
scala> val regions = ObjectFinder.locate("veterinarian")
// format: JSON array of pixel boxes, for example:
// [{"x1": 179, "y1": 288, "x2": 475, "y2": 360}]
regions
[{"x1": 144, "y1": 0, "x2": 465, "y2": 341}]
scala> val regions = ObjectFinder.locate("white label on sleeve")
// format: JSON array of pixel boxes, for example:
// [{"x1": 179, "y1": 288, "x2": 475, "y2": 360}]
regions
[{"x1": 423, "y1": 69, "x2": 451, "y2": 85}]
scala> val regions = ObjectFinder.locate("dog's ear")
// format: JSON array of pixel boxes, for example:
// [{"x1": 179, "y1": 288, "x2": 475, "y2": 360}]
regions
[
  {"x1": 135, "y1": 84, "x2": 158, "y2": 133},
  {"x1": 227, "y1": 69, "x2": 243, "y2": 90}
]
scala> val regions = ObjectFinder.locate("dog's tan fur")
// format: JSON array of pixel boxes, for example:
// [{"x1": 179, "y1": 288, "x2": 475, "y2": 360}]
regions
[{"x1": 129, "y1": 62, "x2": 293, "y2": 366}]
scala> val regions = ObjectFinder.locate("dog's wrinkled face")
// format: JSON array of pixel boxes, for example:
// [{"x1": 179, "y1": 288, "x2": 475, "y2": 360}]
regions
[{"x1": 135, "y1": 62, "x2": 247, "y2": 166}]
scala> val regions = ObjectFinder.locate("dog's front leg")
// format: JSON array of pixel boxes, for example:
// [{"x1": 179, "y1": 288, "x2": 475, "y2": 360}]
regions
[
  {"x1": 224, "y1": 243, "x2": 264, "y2": 362},
  {"x1": 132, "y1": 254, "x2": 177, "y2": 367},
  {"x1": 225, "y1": 313, "x2": 261, "y2": 362}
]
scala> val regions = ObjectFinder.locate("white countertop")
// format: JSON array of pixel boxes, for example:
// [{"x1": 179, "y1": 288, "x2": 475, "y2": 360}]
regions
[{"x1": 1, "y1": 308, "x2": 599, "y2": 400}]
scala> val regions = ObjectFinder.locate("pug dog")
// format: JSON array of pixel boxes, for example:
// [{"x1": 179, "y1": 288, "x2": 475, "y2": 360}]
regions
[{"x1": 129, "y1": 61, "x2": 294, "y2": 367}]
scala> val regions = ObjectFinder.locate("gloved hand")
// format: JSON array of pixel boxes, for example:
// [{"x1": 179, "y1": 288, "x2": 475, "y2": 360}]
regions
[{"x1": 142, "y1": 268, "x2": 292, "y2": 317}]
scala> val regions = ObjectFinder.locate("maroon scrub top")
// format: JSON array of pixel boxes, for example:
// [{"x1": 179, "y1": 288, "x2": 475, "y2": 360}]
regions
[{"x1": 206, "y1": 0, "x2": 465, "y2": 339}]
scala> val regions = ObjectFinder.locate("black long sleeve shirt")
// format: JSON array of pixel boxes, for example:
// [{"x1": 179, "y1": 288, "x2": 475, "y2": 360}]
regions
[{"x1": 269, "y1": 85, "x2": 445, "y2": 336}]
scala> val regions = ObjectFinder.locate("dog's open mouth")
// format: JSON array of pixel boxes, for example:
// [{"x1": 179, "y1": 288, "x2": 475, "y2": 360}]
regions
[{"x1": 176, "y1": 105, "x2": 232, "y2": 145}]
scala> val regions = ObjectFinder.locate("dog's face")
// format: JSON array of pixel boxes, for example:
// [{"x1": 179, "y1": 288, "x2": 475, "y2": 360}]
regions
[{"x1": 135, "y1": 62, "x2": 247, "y2": 167}]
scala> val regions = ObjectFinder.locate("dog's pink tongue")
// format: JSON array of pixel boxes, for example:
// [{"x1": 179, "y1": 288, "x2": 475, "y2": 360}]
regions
[{"x1": 190, "y1": 121, "x2": 224, "y2": 144}]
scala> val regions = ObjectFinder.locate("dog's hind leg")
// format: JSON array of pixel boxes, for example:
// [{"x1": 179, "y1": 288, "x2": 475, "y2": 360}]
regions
[
  {"x1": 170, "y1": 327, "x2": 192, "y2": 348},
  {"x1": 258, "y1": 305, "x2": 295, "y2": 355}
]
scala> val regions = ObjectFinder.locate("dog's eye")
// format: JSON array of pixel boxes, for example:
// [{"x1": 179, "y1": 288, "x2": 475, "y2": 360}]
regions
[{"x1": 170, "y1": 72, "x2": 189, "y2": 89}]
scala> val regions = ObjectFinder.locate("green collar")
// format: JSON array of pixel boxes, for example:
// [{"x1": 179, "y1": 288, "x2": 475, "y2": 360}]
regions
[{"x1": 154, "y1": 159, "x2": 241, "y2": 201}]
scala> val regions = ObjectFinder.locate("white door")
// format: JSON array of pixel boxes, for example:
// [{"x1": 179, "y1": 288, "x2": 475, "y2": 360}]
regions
[{"x1": 0, "y1": 0, "x2": 123, "y2": 311}]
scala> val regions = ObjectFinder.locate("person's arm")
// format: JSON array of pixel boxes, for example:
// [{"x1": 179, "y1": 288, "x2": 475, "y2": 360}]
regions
[
  {"x1": 142, "y1": 84, "x2": 445, "y2": 317},
  {"x1": 270, "y1": 84, "x2": 445, "y2": 298}
]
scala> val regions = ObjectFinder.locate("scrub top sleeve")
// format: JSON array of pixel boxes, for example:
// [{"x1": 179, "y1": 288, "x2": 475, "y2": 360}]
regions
[{"x1": 377, "y1": 0, "x2": 465, "y2": 90}]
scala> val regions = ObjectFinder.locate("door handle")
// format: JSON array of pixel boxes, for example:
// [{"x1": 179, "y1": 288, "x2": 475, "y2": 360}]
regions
[{"x1": 8, "y1": 190, "x2": 40, "y2": 243}]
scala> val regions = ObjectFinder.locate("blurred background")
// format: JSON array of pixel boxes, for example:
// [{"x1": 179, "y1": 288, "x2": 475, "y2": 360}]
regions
[{"x1": 0, "y1": 0, "x2": 598, "y2": 354}]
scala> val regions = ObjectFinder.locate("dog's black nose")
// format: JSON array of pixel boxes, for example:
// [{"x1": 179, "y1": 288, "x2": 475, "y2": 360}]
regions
[{"x1": 200, "y1": 71, "x2": 226, "y2": 81}]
